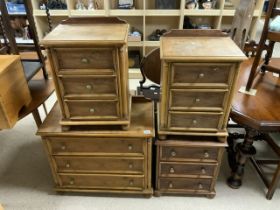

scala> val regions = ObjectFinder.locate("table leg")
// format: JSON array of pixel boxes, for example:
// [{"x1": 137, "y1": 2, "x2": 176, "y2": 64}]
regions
[{"x1": 227, "y1": 127, "x2": 257, "y2": 189}]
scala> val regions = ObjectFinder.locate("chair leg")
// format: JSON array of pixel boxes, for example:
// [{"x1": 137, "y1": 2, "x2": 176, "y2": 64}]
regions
[
  {"x1": 261, "y1": 41, "x2": 275, "y2": 73},
  {"x1": 42, "y1": 65, "x2": 49, "y2": 80},
  {"x1": 245, "y1": 41, "x2": 265, "y2": 91},
  {"x1": 266, "y1": 163, "x2": 280, "y2": 200},
  {"x1": 32, "y1": 108, "x2": 42, "y2": 128}
]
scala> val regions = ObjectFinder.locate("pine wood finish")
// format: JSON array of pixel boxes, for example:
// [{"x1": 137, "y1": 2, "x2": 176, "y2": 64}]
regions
[
  {"x1": 37, "y1": 97, "x2": 154, "y2": 196},
  {"x1": 155, "y1": 138, "x2": 226, "y2": 198},
  {"x1": 41, "y1": 18, "x2": 130, "y2": 128},
  {"x1": 0, "y1": 55, "x2": 32, "y2": 129},
  {"x1": 158, "y1": 30, "x2": 247, "y2": 140}
]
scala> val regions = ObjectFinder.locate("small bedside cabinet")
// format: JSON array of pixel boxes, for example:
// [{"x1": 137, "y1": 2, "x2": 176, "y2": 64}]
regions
[
  {"x1": 158, "y1": 30, "x2": 247, "y2": 141},
  {"x1": 41, "y1": 17, "x2": 130, "y2": 129},
  {"x1": 155, "y1": 137, "x2": 227, "y2": 198}
]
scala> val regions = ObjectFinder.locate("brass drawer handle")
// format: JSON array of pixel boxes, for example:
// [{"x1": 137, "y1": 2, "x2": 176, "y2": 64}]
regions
[
  {"x1": 128, "y1": 145, "x2": 133, "y2": 151},
  {"x1": 204, "y1": 151, "x2": 210, "y2": 158},
  {"x1": 201, "y1": 167, "x2": 206, "y2": 174},
  {"x1": 169, "y1": 167, "x2": 175, "y2": 174},
  {"x1": 61, "y1": 145, "x2": 66, "y2": 150},
  {"x1": 89, "y1": 108, "x2": 95, "y2": 113},
  {"x1": 65, "y1": 163, "x2": 71, "y2": 168},
  {"x1": 81, "y1": 58, "x2": 89, "y2": 64},
  {"x1": 128, "y1": 163, "x2": 133, "y2": 169},
  {"x1": 198, "y1": 73, "x2": 205, "y2": 78},
  {"x1": 171, "y1": 150, "x2": 176, "y2": 157},
  {"x1": 198, "y1": 183, "x2": 203, "y2": 189},
  {"x1": 192, "y1": 119, "x2": 197, "y2": 125},
  {"x1": 129, "y1": 180, "x2": 134, "y2": 186},
  {"x1": 69, "y1": 178, "x2": 75, "y2": 185},
  {"x1": 168, "y1": 182, "x2": 173, "y2": 189},
  {"x1": 86, "y1": 84, "x2": 93, "y2": 90},
  {"x1": 195, "y1": 98, "x2": 200, "y2": 103}
]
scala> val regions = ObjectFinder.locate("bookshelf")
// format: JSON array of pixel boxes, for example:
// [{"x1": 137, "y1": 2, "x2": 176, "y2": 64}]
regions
[{"x1": 31, "y1": 0, "x2": 265, "y2": 58}]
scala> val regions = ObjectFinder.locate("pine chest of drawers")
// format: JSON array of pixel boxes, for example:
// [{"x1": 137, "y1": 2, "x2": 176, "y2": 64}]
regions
[
  {"x1": 158, "y1": 30, "x2": 247, "y2": 140},
  {"x1": 41, "y1": 18, "x2": 130, "y2": 129},
  {"x1": 155, "y1": 137, "x2": 227, "y2": 198},
  {"x1": 37, "y1": 97, "x2": 154, "y2": 196}
]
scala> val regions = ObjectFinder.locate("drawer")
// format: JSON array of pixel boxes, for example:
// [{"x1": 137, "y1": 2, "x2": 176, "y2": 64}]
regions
[
  {"x1": 160, "y1": 146, "x2": 219, "y2": 162},
  {"x1": 159, "y1": 162, "x2": 216, "y2": 177},
  {"x1": 171, "y1": 63, "x2": 232, "y2": 87},
  {"x1": 168, "y1": 112, "x2": 223, "y2": 131},
  {"x1": 60, "y1": 75, "x2": 117, "y2": 98},
  {"x1": 64, "y1": 100, "x2": 119, "y2": 119},
  {"x1": 54, "y1": 48, "x2": 115, "y2": 70},
  {"x1": 169, "y1": 89, "x2": 227, "y2": 111},
  {"x1": 59, "y1": 174, "x2": 145, "y2": 190},
  {"x1": 159, "y1": 178, "x2": 212, "y2": 191},
  {"x1": 54, "y1": 156, "x2": 144, "y2": 174},
  {"x1": 48, "y1": 137, "x2": 145, "y2": 156}
]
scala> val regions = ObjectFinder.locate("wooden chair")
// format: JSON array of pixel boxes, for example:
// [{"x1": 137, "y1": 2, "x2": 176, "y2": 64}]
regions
[
  {"x1": 230, "y1": 0, "x2": 255, "y2": 49},
  {"x1": 0, "y1": 0, "x2": 54, "y2": 127},
  {"x1": 0, "y1": 0, "x2": 48, "y2": 80},
  {"x1": 245, "y1": 0, "x2": 280, "y2": 91}
]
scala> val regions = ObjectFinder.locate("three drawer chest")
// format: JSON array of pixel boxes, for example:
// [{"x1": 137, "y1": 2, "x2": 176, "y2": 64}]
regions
[
  {"x1": 37, "y1": 97, "x2": 154, "y2": 196},
  {"x1": 41, "y1": 18, "x2": 130, "y2": 130}
]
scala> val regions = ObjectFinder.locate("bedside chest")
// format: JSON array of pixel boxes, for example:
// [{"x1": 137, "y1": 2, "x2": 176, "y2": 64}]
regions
[
  {"x1": 155, "y1": 137, "x2": 227, "y2": 198},
  {"x1": 158, "y1": 30, "x2": 247, "y2": 140},
  {"x1": 37, "y1": 97, "x2": 154, "y2": 196},
  {"x1": 41, "y1": 18, "x2": 130, "y2": 129}
]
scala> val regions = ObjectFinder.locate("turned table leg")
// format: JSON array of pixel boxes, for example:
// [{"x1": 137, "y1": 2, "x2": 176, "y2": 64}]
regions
[{"x1": 227, "y1": 127, "x2": 257, "y2": 189}]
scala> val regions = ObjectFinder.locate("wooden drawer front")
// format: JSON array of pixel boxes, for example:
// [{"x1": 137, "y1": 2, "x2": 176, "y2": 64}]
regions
[
  {"x1": 59, "y1": 174, "x2": 145, "y2": 190},
  {"x1": 60, "y1": 75, "x2": 117, "y2": 98},
  {"x1": 159, "y1": 178, "x2": 212, "y2": 191},
  {"x1": 54, "y1": 156, "x2": 144, "y2": 174},
  {"x1": 48, "y1": 138, "x2": 145, "y2": 156},
  {"x1": 161, "y1": 146, "x2": 218, "y2": 162},
  {"x1": 160, "y1": 163, "x2": 216, "y2": 177},
  {"x1": 168, "y1": 112, "x2": 223, "y2": 131},
  {"x1": 171, "y1": 63, "x2": 232, "y2": 86},
  {"x1": 170, "y1": 89, "x2": 227, "y2": 111},
  {"x1": 65, "y1": 100, "x2": 119, "y2": 119},
  {"x1": 54, "y1": 48, "x2": 115, "y2": 70}
]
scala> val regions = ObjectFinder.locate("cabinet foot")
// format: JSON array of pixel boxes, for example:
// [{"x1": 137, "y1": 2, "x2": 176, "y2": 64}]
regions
[
  {"x1": 154, "y1": 191, "x2": 161, "y2": 197},
  {"x1": 158, "y1": 135, "x2": 167, "y2": 140},
  {"x1": 62, "y1": 125, "x2": 70, "y2": 131},
  {"x1": 122, "y1": 125, "x2": 129, "y2": 130},
  {"x1": 206, "y1": 194, "x2": 216, "y2": 199}
]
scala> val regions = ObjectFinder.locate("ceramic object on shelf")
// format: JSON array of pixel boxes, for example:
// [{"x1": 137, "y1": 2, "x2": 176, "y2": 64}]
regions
[
  {"x1": 76, "y1": 0, "x2": 86, "y2": 10},
  {"x1": 185, "y1": 0, "x2": 198, "y2": 9}
]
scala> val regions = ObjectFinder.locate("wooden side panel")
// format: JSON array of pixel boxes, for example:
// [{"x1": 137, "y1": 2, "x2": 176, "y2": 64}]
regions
[{"x1": 0, "y1": 58, "x2": 31, "y2": 129}]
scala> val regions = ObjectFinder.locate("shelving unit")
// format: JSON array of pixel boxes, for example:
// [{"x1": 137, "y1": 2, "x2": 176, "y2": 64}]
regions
[{"x1": 31, "y1": 0, "x2": 265, "y2": 58}]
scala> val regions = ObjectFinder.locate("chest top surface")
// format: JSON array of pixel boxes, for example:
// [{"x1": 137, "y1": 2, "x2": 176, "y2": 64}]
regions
[
  {"x1": 41, "y1": 22, "x2": 129, "y2": 47},
  {"x1": 0, "y1": 55, "x2": 21, "y2": 75},
  {"x1": 161, "y1": 36, "x2": 247, "y2": 62},
  {"x1": 37, "y1": 97, "x2": 155, "y2": 138}
]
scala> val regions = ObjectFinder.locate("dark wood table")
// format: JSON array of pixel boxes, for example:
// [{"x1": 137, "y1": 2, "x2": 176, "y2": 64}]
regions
[{"x1": 227, "y1": 58, "x2": 280, "y2": 195}]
